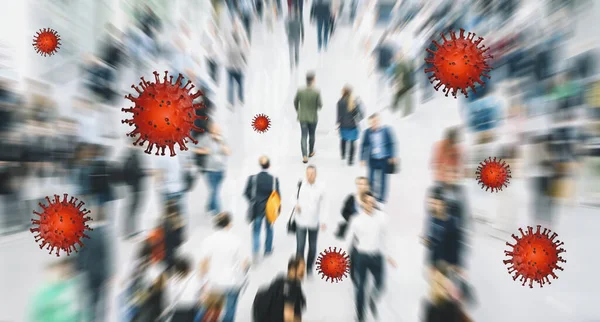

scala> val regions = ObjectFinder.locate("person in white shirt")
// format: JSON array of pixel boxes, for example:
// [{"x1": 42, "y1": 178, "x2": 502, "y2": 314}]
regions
[
  {"x1": 154, "y1": 152, "x2": 189, "y2": 221},
  {"x1": 293, "y1": 165, "x2": 327, "y2": 276},
  {"x1": 346, "y1": 191, "x2": 397, "y2": 322},
  {"x1": 197, "y1": 212, "x2": 250, "y2": 322}
]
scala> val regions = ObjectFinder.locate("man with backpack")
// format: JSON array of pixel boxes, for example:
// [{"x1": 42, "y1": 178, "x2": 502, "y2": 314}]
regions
[
  {"x1": 253, "y1": 256, "x2": 306, "y2": 322},
  {"x1": 244, "y1": 155, "x2": 281, "y2": 263}
]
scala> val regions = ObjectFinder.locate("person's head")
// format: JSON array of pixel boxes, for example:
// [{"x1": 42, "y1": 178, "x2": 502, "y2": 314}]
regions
[
  {"x1": 259, "y1": 155, "x2": 270, "y2": 170},
  {"x1": 287, "y1": 256, "x2": 306, "y2": 281},
  {"x1": 355, "y1": 176, "x2": 369, "y2": 194},
  {"x1": 214, "y1": 212, "x2": 233, "y2": 230},
  {"x1": 360, "y1": 191, "x2": 377, "y2": 213},
  {"x1": 341, "y1": 85, "x2": 352, "y2": 98},
  {"x1": 306, "y1": 165, "x2": 317, "y2": 184},
  {"x1": 173, "y1": 256, "x2": 192, "y2": 278},
  {"x1": 445, "y1": 126, "x2": 459, "y2": 145},
  {"x1": 368, "y1": 113, "x2": 380, "y2": 130},
  {"x1": 306, "y1": 72, "x2": 316, "y2": 86},
  {"x1": 428, "y1": 186, "x2": 446, "y2": 217}
]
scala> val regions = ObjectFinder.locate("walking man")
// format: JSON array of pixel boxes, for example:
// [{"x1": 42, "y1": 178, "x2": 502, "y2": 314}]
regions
[
  {"x1": 197, "y1": 212, "x2": 250, "y2": 322},
  {"x1": 294, "y1": 72, "x2": 323, "y2": 163},
  {"x1": 310, "y1": 0, "x2": 332, "y2": 52},
  {"x1": 390, "y1": 49, "x2": 415, "y2": 116},
  {"x1": 294, "y1": 165, "x2": 327, "y2": 277},
  {"x1": 345, "y1": 191, "x2": 397, "y2": 322},
  {"x1": 244, "y1": 156, "x2": 281, "y2": 262},
  {"x1": 286, "y1": 8, "x2": 303, "y2": 69},
  {"x1": 360, "y1": 113, "x2": 397, "y2": 203}
]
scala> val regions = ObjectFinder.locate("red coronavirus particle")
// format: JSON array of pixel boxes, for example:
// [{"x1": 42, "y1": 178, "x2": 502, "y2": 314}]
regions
[
  {"x1": 316, "y1": 247, "x2": 351, "y2": 283},
  {"x1": 32, "y1": 28, "x2": 61, "y2": 57},
  {"x1": 424, "y1": 28, "x2": 492, "y2": 98},
  {"x1": 122, "y1": 71, "x2": 207, "y2": 156},
  {"x1": 30, "y1": 194, "x2": 93, "y2": 257},
  {"x1": 252, "y1": 114, "x2": 271, "y2": 133},
  {"x1": 503, "y1": 225, "x2": 566, "y2": 288},
  {"x1": 476, "y1": 156, "x2": 511, "y2": 192}
]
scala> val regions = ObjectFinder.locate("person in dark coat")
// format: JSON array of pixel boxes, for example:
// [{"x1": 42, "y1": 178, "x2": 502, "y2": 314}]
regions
[
  {"x1": 336, "y1": 85, "x2": 364, "y2": 165},
  {"x1": 244, "y1": 156, "x2": 281, "y2": 261},
  {"x1": 310, "y1": 0, "x2": 332, "y2": 52},
  {"x1": 75, "y1": 221, "x2": 113, "y2": 322}
]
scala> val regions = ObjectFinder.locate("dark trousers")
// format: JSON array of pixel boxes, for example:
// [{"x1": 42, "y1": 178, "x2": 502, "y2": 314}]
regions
[
  {"x1": 296, "y1": 227, "x2": 318, "y2": 271},
  {"x1": 300, "y1": 122, "x2": 317, "y2": 157},
  {"x1": 316, "y1": 18, "x2": 330, "y2": 50},
  {"x1": 124, "y1": 185, "x2": 142, "y2": 237},
  {"x1": 288, "y1": 40, "x2": 300, "y2": 67},
  {"x1": 227, "y1": 69, "x2": 244, "y2": 105},
  {"x1": 172, "y1": 307, "x2": 196, "y2": 322},
  {"x1": 341, "y1": 139, "x2": 356, "y2": 163},
  {"x1": 368, "y1": 158, "x2": 389, "y2": 202},
  {"x1": 241, "y1": 14, "x2": 252, "y2": 42},
  {"x1": 354, "y1": 252, "x2": 384, "y2": 322},
  {"x1": 205, "y1": 171, "x2": 225, "y2": 214},
  {"x1": 207, "y1": 58, "x2": 218, "y2": 83},
  {"x1": 253, "y1": 214, "x2": 274, "y2": 255},
  {"x1": 533, "y1": 176, "x2": 554, "y2": 228}
]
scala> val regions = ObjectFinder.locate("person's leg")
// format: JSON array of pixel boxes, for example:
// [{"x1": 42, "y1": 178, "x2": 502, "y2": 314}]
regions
[
  {"x1": 353, "y1": 253, "x2": 368, "y2": 322},
  {"x1": 308, "y1": 123, "x2": 317, "y2": 155},
  {"x1": 205, "y1": 171, "x2": 218, "y2": 213},
  {"x1": 294, "y1": 41, "x2": 300, "y2": 64},
  {"x1": 264, "y1": 219, "x2": 274, "y2": 254},
  {"x1": 368, "y1": 159, "x2": 376, "y2": 193},
  {"x1": 379, "y1": 161, "x2": 388, "y2": 202},
  {"x1": 222, "y1": 289, "x2": 241, "y2": 322},
  {"x1": 300, "y1": 122, "x2": 309, "y2": 158},
  {"x1": 368, "y1": 254, "x2": 385, "y2": 317},
  {"x1": 227, "y1": 70, "x2": 235, "y2": 105},
  {"x1": 253, "y1": 215, "x2": 264, "y2": 256},
  {"x1": 295, "y1": 227, "x2": 308, "y2": 259},
  {"x1": 323, "y1": 18, "x2": 330, "y2": 49},
  {"x1": 349, "y1": 140, "x2": 356, "y2": 164},
  {"x1": 243, "y1": 15, "x2": 252, "y2": 42},
  {"x1": 307, "y1": 228, "x2": 319, "y2": 272},
  {"x1": 212, "y1": 171, "x2": 225, "y2": 213},
  {"x1": 316, "y1": 19, "x2": 324, "y2": 50},
  {"x1": 235, "y1": 71, "x2": 244, "y2": 103},
  {"x1": 194, "y1": 306, "x2": 207, "y2": 322},
  {"x1": 125, "y1": 186, "x2": 141, "y2": 237},
  {"x1": 288, "y1": 42, "x2": 295, "y2": 68},
  {"x1": 341, "y1": 139, "x2": 347, "y2": 159}
]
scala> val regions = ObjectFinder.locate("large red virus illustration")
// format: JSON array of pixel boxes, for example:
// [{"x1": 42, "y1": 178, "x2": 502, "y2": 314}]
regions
[
  {"x1": 252, "y1": 114, "x2": 271, "y2": 133},
  {"x1": 424, "y1": 28, "x2": 492, "y2": 98},
  {"x1": 30, "y1": 194, "x2": 93, "y2": 257},
  {"x1": 476, "y1": 156, "x2": 512, "y2": 192},
  {"x1": 316, "y1": 247, "x2": 351, "y2": 283},
  {"x1": 32, "y1": 28, "x2": 61, "y2": 57},
  {"x1": 503, "y1": 225, "x2": 566, "y2": 288},
  {"x1": 122, "y1": 71, "x2": 207, "y2": 156}
]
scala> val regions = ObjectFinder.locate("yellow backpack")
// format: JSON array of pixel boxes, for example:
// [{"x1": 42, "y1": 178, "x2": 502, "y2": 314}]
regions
[{"x1": 265, "y1": 177, "x2": 281, "y2": 224}]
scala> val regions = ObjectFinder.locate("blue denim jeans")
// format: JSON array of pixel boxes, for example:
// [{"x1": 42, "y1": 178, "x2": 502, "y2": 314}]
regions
[
  {"x1": 253, "y1": 214, "x2": 273, "y2": 255},
  {"x1": 205, "y1": 171, "x2": 225, "y2": 214},
  {"x1": 316, "y1": 18, "x2": 330, "y2": 50},
  {"x1": 368, "y1": 158, "x2": 389, "y2": 202},
  {"x1": 194, "y1": 289, "x2": 241, "y2": 322},
  {"x1": 227, "y1": 70, "x2": 244, "y2": 105}
]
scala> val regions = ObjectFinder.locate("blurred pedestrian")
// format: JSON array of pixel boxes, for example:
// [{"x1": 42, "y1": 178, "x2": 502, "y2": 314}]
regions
[
  {"x1": 390, "y1": 49, "x2": 415, "y2": 116},
  {"x1": 121, "y1": 145, "x2": 147, "y2": 239},
  {"x1": 224, "y1": 27, "x2": 249, "y2": 107},
  {"x1": 310, "y1": 0, "x2": 332, "y2": 52},
  {"x1": 293, "y1": 165, "x2": 327, "y2": 277},
  {"x1": 336, "y1": 85, "x2": 364, "y2": 166},
  {"x1": 360, "y1": 113, "x2": 398, "y2": 203},
  {"x1": 294, "y1": 72, "x2": 323, "y2": 163},
  {"x1": 195, "y1": 122, "x2": 230, "y2": 216},
  {"x1": 196, "y1": 212, "x2": 250, "y2": 322},
  {"x1": 430, "y1": 127, "x2": 462, "y2": 183},
  {"x1": 154, "y1": 149, "x2": 188, "y2": 222},
  {"x1": 286, "y1": 8, "x2": 303, "y2": 70},
  {"x1": 244, "y1": 156, "x2": 280, "y2": 262}
]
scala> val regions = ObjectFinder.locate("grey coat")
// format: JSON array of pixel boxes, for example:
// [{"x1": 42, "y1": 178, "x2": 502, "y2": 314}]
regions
[{"x1": 286, "y1": 18, "x2": 303, "y2": 43}]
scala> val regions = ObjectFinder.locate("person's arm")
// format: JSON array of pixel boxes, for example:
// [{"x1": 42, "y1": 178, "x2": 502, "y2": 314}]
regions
[
  {"x1": 387, "y1": 127, "x2": 397, "y2": 161},
  {"x1": 381, "y1": 212, "x2": 397, "y2": 267},
  {"x1": 275, "y1": 177, "x2": 281, "y2": 199},
  {"x1": 294, "y1": 91, "x2": 300, "y2": 111},
  {"x1": 336, "y1": 101, "x2": 341, "y2": 128},
  {"x1": 319, "y1": 187, "x2": 328, "y2": 230},
  {"x1": 194, "y1": 136, "x2": 210, "y2": 154},
  {"x1": 317, "y1": 91, "x2": 323, "y2": 110},
  {"x1": 243, "y1": 175, "x2": 253, "y2": 201},
  {"x1": 284, "y1": 303, "x2": 296, "y2": 322}
]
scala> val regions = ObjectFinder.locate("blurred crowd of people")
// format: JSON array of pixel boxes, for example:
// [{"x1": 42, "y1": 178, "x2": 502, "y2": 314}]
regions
[{"x1": 1, "y1": 0, "x2": 600, "y2": 321}]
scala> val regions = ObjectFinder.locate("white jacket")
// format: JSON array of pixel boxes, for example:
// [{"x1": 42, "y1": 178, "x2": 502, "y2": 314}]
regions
[{"x1": 294, "y1": 180, "x2": 327, "y2": 229}]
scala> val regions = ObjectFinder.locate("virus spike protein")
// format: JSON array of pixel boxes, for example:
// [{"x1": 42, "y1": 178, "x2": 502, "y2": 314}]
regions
[
  {"x1": 316, "y1": 247, "x2": 351, "y2": 283},
  {"x1": 32, "y1": 28, "x2": 61, "y2": 56},
  {"x1": 30, "y1": 194, "x2": 93, "y2": 257},
  {"x1": 122, "y1": 71, "x2": 208, "y2": 157},
  {"x1": 475, "y1": 156, "x2": 512, "y2": 192},
  {"x1": 252, "y1": 114, "x2": 271, "y2": 133},
  {"x1": 424, "y1": 28, "x2": 493, "y2": 98},
  {"x1": 503, "y1": 225, "x2": 566, "y2": 288}
]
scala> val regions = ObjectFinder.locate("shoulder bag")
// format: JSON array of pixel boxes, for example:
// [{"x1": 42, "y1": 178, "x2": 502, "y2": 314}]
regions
[
  {"x1": 384, "y1": 127, "x2": 400, "y2": 174},
  {"x1": 287, "y1": 180, "x2": 302, "y2": 234}
]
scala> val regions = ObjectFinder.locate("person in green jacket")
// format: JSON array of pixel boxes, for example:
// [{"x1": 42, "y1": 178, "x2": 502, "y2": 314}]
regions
[
  {"x1": 294, "y1": 72, "x2": 323, "y2": 163},
  {"x1": 391, "y1": 51, "x2": 415, "y2": 117},
  {"x1": 28, "y1": 258, "x2": 90, "y2": 322}
]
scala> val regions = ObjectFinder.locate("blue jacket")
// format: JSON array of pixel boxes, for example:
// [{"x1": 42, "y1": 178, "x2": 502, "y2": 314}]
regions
[{"x1": 360, "y1": 126, "x2": 396, "y2": 161}]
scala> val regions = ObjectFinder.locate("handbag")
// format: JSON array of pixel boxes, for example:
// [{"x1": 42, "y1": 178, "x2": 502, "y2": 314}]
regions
[
  {"x1": 287, "y1": 180, "x2": 302, "y2": 234},
  {"x1": 385, "y1": 158, "x2": 400, "y2": 174}
]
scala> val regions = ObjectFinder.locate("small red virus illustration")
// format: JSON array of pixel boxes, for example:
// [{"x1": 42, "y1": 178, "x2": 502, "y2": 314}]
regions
[
  {"x1": 503, "y1": 225, "x2": 566, "y2": 288},
  {"x1": 316, "y1": 247, "x2": 351, "y2": 283},
  {"x1": 425, "y1": 28, "x2": 492, "y2": 98},
  {"x1": 30, "y1": 194, "x2": 93, "y2": 257},
  {"x1": 32, "y1": 28, "x2": 61, "y2": 56},
  {"x1": 476, "y1": 156, "x2": 512, "y2": 192},
  {"x1": 252, "y1": 114, "x2": 271, "y2": 133},
  {"x1": 122, "y1": 71, "x2": 207, "y2": 156}
]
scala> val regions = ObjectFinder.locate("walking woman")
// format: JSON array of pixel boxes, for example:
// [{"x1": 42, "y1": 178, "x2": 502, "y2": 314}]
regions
[{"x1": 336, "y1": 85, "x2": 364, "y2": 166}]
